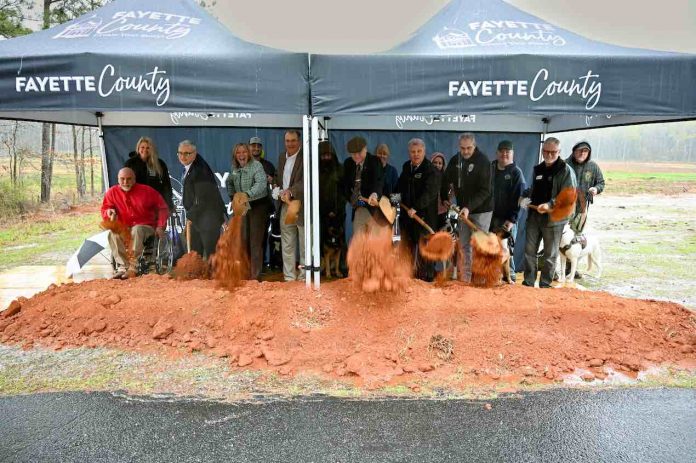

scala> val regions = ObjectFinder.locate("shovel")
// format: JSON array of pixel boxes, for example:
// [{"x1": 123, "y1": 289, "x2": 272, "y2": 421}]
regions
[
  {"x1": 359, "y1": 195, "x2": 397, "y2": 224},
  {"x1": 400, "y1": 203, "x2": 454, "y2": 261}
]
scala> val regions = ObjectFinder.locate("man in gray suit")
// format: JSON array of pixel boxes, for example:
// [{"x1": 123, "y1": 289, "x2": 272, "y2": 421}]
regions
[{"x1": 275, "y1": 130, "x2": 305, "y2": 281}]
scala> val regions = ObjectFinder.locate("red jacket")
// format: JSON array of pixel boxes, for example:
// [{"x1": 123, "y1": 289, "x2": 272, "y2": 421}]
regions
[{"x1": 101, "y1": 183, "x2": 169, "y2": 228}]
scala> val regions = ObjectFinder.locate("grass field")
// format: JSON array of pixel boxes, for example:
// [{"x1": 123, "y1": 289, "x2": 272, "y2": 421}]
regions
[{"x1": 598, "y1": 161, "x2": 696, "y2": 195}]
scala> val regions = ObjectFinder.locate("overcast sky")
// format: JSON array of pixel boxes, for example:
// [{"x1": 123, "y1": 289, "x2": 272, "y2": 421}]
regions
[{"x1": 211, "y1": 0, "x2": 696, "y2": 53}]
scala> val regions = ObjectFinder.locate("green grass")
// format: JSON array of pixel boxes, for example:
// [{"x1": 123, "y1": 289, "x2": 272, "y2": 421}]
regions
[
  {"x1": 0, "y1": 210, "x2": 100, "y2": 270},
  {"x1": 604, "y1": 171, "x2": 696, "y2": 182}
]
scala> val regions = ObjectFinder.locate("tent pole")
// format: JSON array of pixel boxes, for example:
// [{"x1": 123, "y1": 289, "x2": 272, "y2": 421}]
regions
[
  {"x1": 96, "y1": 112, "x2": 109, "y2": 193},
  {"x1": 311, "y1": 117, "x2": 321, "y2": 290},
  {"x1": 302, "y1": 115, "x2": 312, "y2": 289}
]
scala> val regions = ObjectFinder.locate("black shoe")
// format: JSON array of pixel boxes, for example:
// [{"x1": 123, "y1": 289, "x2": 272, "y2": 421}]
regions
[
  {"x1": 521, "y1": 281, "x2": 533, "y2": 287},
  {"x1": 539, "y1": 282, "x2": 553, "y2": 288},
  {"x1": 574, "y1": 271, "x2": 582, "y2": 280}
]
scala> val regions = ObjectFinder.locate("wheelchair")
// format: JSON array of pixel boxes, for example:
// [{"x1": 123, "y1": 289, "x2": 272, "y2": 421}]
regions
[{"x1": 110, "y1": 213, "x2": 184, "y2": 276}]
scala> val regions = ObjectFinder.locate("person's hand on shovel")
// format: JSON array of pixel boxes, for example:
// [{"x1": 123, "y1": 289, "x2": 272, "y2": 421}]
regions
[
  {"x1": 458, "y1": 206, "x2": 470, "y2": 220},
  {"x1": 536, "y1": 203, "x2": 550, "y2": 214},
  {"x1": 367, "y1": 193, "x2": 379, "y2": 207},
  {"x1": 106, "y1": 208, "x2": 117, "y2": 221},
  {"x1": 407, "y1": 207, "x2": 417, "y2": 218},
  {"x1": 279, "y1": 189, "x2": 291, "y2": 204}
]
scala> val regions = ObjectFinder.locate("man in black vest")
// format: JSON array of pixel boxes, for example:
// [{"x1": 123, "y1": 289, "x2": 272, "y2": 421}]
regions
[
  {"x1": 397, "y1": 138, "x2": 440, "y2": 281},
  {"x1": 178, "y1": 140, "x2": 226, "y2": 259},
  {"x1": 521, "y1": 137, "x2": 578, "y2": 288},
  {"x1": 342, "y1": 136, "x2": 383, "y2": 236}
]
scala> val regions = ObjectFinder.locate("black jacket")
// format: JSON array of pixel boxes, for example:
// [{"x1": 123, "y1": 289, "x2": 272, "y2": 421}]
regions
[
  {"x1": 492, "y1": 161, "x2": 526, "y2": 223},
  {"x1": 182, "y1": 154, "x2": 226, "y2": 229},
  {"x1": 441, "y1": 148, "x2": 493, "y2": 214},
  {"x1": 397, "y1": 158, "x2": 440, "y2": 236},
  {"x1": 342, "y1": 153, "x2": 384, "y2": 205},
  {"x1": 124, "y1": 155, "x2": 174, "y2": 211}
]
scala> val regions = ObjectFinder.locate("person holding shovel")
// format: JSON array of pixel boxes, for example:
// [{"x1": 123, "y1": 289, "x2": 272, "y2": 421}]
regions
[
  {"x1": 101, "y1": 167, "x2": 169, "y2": 279},
  {"x1": 178, "y1": 140, "x2": 226, "y2": 260},
  {"x1": 521, "y1": 137, "x2": 577, "y2": 288},
  {"x1": 397, "y1": 138, "x2": 440, "y2": 282},
  {"x1": 226, "y1": 142, "x2": 270, "y2": 281},
  {"x1": 342, "y1": 136, "x2": 384, "y2": 236},
  {"x1": 441, "y1": 132, "x2": 493, "y2": 283},
  {"x1": 275, "y1": 130, "x2": 305, "y2": 282}
]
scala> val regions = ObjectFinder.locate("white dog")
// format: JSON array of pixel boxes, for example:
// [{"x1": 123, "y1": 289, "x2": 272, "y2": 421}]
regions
[{"x1": 558, "y1": 224, "x2": 602, "y2": 284}]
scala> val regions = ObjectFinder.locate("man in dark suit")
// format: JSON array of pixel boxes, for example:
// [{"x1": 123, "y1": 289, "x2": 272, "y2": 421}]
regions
[
  {"x1": 177, "y1": 140, "x2": 226, "y2": 259},
  {"x1": 397, "y1": 138, "x2": 440, "y2": 281},
  {"x1": 274, "y1": 130, "x2": 305, "y2": 282},
  {"x1": 342, "y1": 136, "x2": 384, "y2": 236}
]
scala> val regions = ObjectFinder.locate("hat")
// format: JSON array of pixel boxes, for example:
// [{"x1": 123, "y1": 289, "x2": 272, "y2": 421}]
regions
[
  {"x1": 497, "y1": 140, "x2": 514, "y2": 151},
  {"x1": 346, "y1": 136, "x2": 367, "y2": 153},
  {"x1": 572, "y1": 141, "x2": 591, "y2": 152},
  {"x1": 249, "y1": 136, "x2": 262, "y2": 145}
]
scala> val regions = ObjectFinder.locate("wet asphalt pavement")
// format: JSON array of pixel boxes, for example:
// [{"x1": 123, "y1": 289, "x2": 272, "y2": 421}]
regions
[{"x1": 0, "y1": 388, "x2": 694, "y2": 462}]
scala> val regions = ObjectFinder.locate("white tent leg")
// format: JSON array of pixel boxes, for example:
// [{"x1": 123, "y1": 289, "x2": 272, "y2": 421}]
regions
[
  {"x1": 302, "y1": 115, "x2": 312, "y2": 289},
  {"x1": 311, "y1": 117, "x2": 321, "y2": 290},
  {"x1": 96, "y1": 112, "x2": 109, "y2": 192}
]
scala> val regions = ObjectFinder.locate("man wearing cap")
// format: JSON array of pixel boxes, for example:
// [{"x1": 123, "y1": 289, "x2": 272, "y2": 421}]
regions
[
  {"x1": 249, "y1": 136, "x2": 276, "y2": 271},
  {"x1": 342, "y1": 136, "x2": 384, "y2": 235},
  {"x1": 274, "y1": 129, "x2": 305, "y2": 281},
  {"x1": 491, "y1": 140, "x2": 526, "y2": 282},
  {"x1": 441, "y1": 132, "x2": 493, "y2": 283},
  {"x1": 249, "y1": 136, "x2": 276, "y2": 186},
  {"x1": 567, "y1": 141, "x2": 605, "y2": 234}
]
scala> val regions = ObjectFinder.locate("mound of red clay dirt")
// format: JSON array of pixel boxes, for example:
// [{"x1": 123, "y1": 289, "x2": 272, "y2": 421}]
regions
[
  {"x1": 1, "y1": 276, "x2": 695, "y2": 389},
  {"x1": 173, "y1": 252, "x2": 210, "y2": 280}
]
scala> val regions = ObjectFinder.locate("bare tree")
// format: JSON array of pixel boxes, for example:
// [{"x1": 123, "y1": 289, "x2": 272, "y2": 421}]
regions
[
  {"x1": 1, "y1": 121, "x2": 21, "y2": 184},
  {"x1": 38, "y1": 0, "x2": 104, "y2": 202}
]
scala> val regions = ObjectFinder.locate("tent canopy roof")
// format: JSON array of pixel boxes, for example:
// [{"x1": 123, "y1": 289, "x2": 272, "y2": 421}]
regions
[
  {"x1": 310, "y1": 0, "x2": 695, "y2": 132},
  {"x1": 0, "y1": 0, "x2": 309, "y2": 124}
]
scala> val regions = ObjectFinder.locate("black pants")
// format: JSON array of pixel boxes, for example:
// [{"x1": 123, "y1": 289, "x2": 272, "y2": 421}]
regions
[
  {"x1": 190, "y1": 220, "x2": 222, "y2": 259},
  {"x1": 400, "y1": 220, "x2": 434, "y2": 282}
]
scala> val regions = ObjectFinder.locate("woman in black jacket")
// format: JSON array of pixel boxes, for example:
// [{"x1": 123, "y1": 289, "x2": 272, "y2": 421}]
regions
[{"x1": 124, "y1": 136, "x2": 175, "y2": 211}]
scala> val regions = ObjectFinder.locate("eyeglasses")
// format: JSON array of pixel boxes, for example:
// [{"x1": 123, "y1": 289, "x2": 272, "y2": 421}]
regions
[
  {"x1": 177, "y1": 151, "x2": 194, "y2": 157},
  {"x1": 542, "y1": 150, "x2": 559, "y2": 155}
]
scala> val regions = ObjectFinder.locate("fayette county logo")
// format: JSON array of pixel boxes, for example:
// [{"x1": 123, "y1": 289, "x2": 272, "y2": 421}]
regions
[
  {"x1": 432, "y1": 28, "x2": 476, "y2": 50},
  {"x1": 53, "y1": 11, "x2": 201, "y2": 40},
  {"x1": 433, "y1": 21, "x2": 566, "y2": 50}
]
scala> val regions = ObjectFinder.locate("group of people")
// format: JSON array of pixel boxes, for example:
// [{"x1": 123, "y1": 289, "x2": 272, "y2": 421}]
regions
[
  {"x1": 319, "y1": 133, "x2": 604, "y2": 286},
  {"x1": 100, "y1": 129, "x2": 604, "y2": 287}
]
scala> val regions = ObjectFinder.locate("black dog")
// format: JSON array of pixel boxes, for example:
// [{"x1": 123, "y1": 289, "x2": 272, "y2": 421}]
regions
[{"x1": 321, "y1": 214, "x2": 346, "y2": 278}]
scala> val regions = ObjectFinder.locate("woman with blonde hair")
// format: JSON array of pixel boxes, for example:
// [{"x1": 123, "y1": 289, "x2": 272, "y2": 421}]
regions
[
  {"x1": 226, "y1": 143, "x2": 270, "y2": 280},
  {"x1": 124, "y1": 136, "x2": 174, "y2": 211}
]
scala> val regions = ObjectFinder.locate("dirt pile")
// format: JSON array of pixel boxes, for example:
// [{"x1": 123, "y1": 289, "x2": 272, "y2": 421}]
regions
[
  {"x1": 2, "y1": 276, "x2": 695, "y2": 389},
  {"x1": 346, "y1": 229, "x2": 411, "y2": 293},
  {"x1": 173, "y1": 252, "x2": 209, "y2": 280},
  {"x1": 211, "y1": 216, "x2": 248, "y2": 290}
]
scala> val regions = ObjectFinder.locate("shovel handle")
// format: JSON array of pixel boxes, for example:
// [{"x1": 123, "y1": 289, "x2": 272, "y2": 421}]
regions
[
  {"x1": 460, "y1": 216, "x2": 481, "y2": 233},
  {"x1": 400, "y1": 203, "x2": 435, "y2": 234},
  {"x1": 186, "y1": 219, "x2": 192, "y2": 253}
]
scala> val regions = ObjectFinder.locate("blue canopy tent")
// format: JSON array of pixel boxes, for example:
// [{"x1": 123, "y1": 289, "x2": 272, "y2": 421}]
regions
[
  {"x1": 307, "y1": 0, "x2": 696, "y2": 284},
  {"x1": 0, "y1": 0, "x2": 318, "y2": 284}
]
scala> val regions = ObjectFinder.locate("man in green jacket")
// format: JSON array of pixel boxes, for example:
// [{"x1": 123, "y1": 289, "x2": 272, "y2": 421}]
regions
[{"x1": 567, "y1": 141, "x2": 605, "y2": 234}]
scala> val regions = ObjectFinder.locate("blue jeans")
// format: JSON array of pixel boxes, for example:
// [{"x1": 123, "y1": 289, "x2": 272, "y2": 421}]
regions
[{"x1": 458, "y1": 211, "x2": 492, "y2": 283}]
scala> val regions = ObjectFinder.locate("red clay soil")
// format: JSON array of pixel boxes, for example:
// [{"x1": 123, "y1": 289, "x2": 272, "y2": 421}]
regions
[
  {"x1": 2, "y1": 275, "x2": 695, "y2": 390},
  {"x1": 173, "y1": 252, "x2": 210, "y2": 280}
]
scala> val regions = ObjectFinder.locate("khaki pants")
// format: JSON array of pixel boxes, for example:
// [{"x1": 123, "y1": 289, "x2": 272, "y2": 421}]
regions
[
  {"x1": 108, "y1": 225, "x2": 155, "y2": 272},
  {"x1": 280, "y1": 203, "x2": 305, "y2": 281}
]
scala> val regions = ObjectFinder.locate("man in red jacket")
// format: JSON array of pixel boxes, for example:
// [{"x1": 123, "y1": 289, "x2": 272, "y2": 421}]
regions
[{"x1": 101, "y1": 167, "x2": 169, "y2": 279}]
